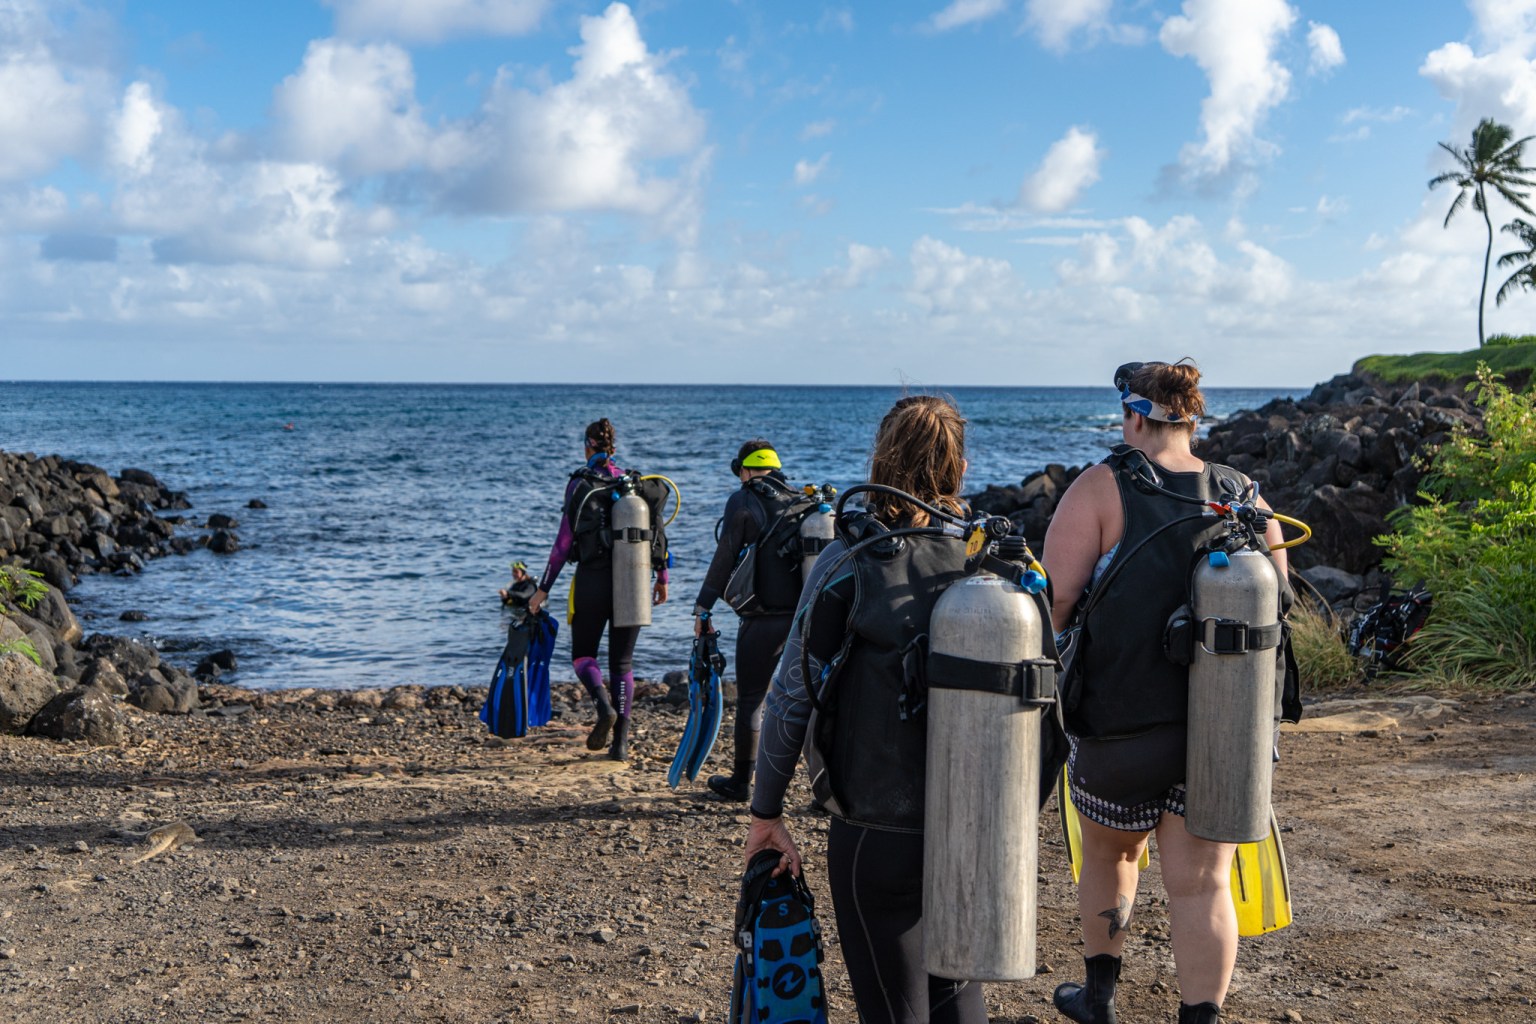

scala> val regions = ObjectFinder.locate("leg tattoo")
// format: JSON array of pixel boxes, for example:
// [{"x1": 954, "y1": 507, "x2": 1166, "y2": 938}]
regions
[{"x1": 1097, "y1": 895, "x2": 1133, "y2": 940}]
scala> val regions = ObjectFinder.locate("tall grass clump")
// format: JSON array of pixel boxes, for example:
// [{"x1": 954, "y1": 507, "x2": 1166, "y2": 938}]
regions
[
  {"x1": 1380, "y1": 364, "x2": 1536, "y2": 689},
  {"x1": 1288, "y1": 596, "x2": 1360, "y2": 690},
  {"x1": 1485, "y1": 332, "x2": 1536, "y2": 347}
]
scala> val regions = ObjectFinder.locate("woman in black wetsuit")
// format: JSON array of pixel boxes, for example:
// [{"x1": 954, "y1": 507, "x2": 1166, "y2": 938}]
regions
[
  {"x1": 692, "y1": 440, "x2": 799, "y2": 801},
  {"x1": 743, "y1": 396, "x2": 986, "y2": 1024},
  {"x1": 528, "y1": 419, "x2": 668, "y2": 760}
]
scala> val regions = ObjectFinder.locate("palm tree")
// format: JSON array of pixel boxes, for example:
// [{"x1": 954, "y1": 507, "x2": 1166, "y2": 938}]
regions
[
  {"x1": 1495, "y1": 218, "x2": 1536, "y2": 307},
  {"x1": 1429, "y1": 118, "x2": 1536, "y2": 347}
]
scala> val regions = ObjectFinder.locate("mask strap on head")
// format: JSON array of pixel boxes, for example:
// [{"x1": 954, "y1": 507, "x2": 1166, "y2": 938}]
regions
[{"x1": 1113, "y1": 361, "x2": 1194, "y2": 424}]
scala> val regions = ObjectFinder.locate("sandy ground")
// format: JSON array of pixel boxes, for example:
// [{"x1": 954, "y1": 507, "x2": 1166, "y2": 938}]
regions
[{"x1": 1, "y1": 682, "x2": 1532, "y2": 1024}]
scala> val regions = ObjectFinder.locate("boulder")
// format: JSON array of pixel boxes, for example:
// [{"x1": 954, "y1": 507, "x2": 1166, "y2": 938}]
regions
[
  {"x1": 81, "y1": 634, "x2": 162, "y2": 678},
  {"x1": 207, "y1": 529, "x2": 240, "y2": 554},
  {"x1": 194, "y1": 650, "x2": 237, "y2": 680},
  {"x1": 206, "y1": 513, "x2": 239, "y2": 529},
  {"x1": 0, "y1": 650, "x2": 61, "y2": 733},
  {"x1": 27, "y1": 687, "x2": 130, "y2": 745},
  {"x1": 128, "y1": 669, "x2": 197, "y2": 714},
  {"x1": 119, "y1": 468, "x2": 162, "y2": 488},
  {"x1": 247, "y1": 498, "x2": 268, "y2": 509},
  {"x1": 27, "y1": 586, "x2": 82, "y2": 645},
  {"x1": 80, "y1": 657, "x2": 129, "y2": 696},
  {"x1": 31, "y1": 551, "x2": 73, "y2": 592},
  {"x1": 1291, "y1": 484, "x2": 1395, "y2": 575},
  {"x1": 1299, "y1": 566, "x2": 1366, "y2": 605}
]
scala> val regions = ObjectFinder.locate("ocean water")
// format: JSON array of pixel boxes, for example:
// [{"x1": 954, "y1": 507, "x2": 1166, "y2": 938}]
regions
[{"x1": 0, "y1": 383, "x2": 1303, "y2": 689}]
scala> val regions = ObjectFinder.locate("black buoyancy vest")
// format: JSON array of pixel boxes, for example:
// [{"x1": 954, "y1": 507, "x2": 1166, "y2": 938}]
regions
[
  {"x1": 1068, "y1": 445, "x2": 1253, "y2": 740},
  {"x1": 817, "y1": 522, "x2": 970, "y2": 832},
  {"x1": 743, "y1": 475, "x2": 812, "y2": 614},
  {"x1": 566, "y1": 465, "x2": 619, "y2": 567},
  {"x1": 567, "y1": 463, "x2": 670, "y2": 568}
]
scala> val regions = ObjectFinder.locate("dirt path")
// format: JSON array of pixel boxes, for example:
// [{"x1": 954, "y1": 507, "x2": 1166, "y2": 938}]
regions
[{"x1": 1, "y1": 685, "x2": 1532, "y2": 1023}]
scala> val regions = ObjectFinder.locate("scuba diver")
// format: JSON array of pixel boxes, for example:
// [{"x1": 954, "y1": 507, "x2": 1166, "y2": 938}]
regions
[
  {"x1": 744, "y1": 395, "x2": 989, "y2": 1024},
  {"x1": 499, "y1": 561, "x2": 536, "y2": 612},
  {"x1": 528, "y1": 419, "x2": 669, "y2": 760},
  {"x1": 1040, "y1": 360, "x2": 1292, "y2": 1024},
  {"x1": 692, "y1": 440, "x2": 801, "y2": 801}
]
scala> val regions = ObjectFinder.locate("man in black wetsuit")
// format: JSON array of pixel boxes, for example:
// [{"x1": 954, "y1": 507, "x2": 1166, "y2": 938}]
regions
[{"x1": 693, "y1": 440, "x2": 801, "y2": 801}]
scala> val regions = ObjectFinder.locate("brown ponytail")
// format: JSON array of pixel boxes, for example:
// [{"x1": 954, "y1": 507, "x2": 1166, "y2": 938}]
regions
[
  {"x1": 1127, "y1": 358, "x2": 1205, "y2": 433},
  {"x1": 584, "y1": 418, "x2": 616, "y2": 456},
  {"x1": 867, "y1": 395, "x2": 967, "y2": 527}
]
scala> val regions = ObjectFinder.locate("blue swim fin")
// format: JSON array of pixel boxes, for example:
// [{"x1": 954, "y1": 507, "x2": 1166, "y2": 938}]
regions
[
  {"x1": 482, "y1": 621, "x2": 533, "y2": 739},
  {"x1": 526, "y1": 611, "x2": 558, "y2": 728},
  {"x1": 670, "y1": 617, "x2": 727, "y2": 788}
]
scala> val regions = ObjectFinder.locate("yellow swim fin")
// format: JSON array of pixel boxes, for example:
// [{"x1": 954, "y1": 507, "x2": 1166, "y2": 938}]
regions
[
  {"x1": 566, "y1": 579, "x2": 576, "y2": 626},
  {"x1": 1058, "y1": 767, "x2": 1148, "y2": 884},
  {"x1": 1230, "y1": 810, "x2": 1293, "y2": 936},
  {"x1": 1057, "y1": 769, "x2": 1291, "y2": 937}
]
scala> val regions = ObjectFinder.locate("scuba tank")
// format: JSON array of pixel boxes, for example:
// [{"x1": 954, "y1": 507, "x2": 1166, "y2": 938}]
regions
[
  {"x1": 923, "y1": 525, "x2": 1055, "y2": 982},
  {"x1": 1185, "y1": 541, "x2": 1280, "y2": 843},
  {"x1": 610, "y1": 473, "x2": 653, "y2": 628},
  {"x1": 798, "y1": 484, "x2": 837, "y2": 581}
]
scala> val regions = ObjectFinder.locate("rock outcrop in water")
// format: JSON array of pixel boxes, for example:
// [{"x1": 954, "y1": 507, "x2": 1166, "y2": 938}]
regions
[
  {"x1": 967, "y1": 371, "x2": 1486, "y2": 613},
  {"x1": 0, "y1": 449, "x2": 255, "y2": 738}
]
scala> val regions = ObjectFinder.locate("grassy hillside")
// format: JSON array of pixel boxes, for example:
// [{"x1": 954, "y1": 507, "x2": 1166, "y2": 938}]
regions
[{"x1": 1354, "y1": 341, "x2": 1536, "y2": 387}]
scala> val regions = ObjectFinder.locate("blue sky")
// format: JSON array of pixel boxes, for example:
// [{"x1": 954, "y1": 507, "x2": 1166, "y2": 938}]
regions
[{"x1": 3, "y1": 0, "x2": 1534, "y2": 385}]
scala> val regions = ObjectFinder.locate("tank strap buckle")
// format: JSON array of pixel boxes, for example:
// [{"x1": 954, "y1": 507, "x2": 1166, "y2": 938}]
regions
[
  {"x1": 619, "y1": 527, "x2": 654, "y2": 543},
  {"x1": 926, "y1": 652, "x2": 1058, "y2": 706},
  {"x1": 1199, "y1": 618, "x2": 1282, "y2": 655}
]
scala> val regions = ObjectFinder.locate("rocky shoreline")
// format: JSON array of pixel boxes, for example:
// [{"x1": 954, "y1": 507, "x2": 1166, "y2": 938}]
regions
[
  {"x1": 966, "y1": 368, "x2": 1483, "y2": 617},
  {"x1": 0, "y1": 450, "x2": 252, "y2": 742}
]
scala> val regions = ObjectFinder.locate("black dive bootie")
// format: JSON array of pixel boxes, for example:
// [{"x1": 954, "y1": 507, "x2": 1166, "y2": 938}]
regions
[
  {"x1": 587, "y1": 690, "x2": 616, "y2": 751},
  {"x1": 1052, "y1": 954, "x2": 1121, "y2": 1024},
  {"x1": 608, "y1": 715, "x2": 630, "y2": 761},
  {"x1": 1178, "y1": 1002, "x2": 1221, "y2": 1024},
  {"x1": 708, "y1": 735, "x2": 756, "y2": 801}
]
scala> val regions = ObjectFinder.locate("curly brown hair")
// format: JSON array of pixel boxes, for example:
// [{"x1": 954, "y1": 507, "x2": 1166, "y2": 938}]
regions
[
  {"x1": 1126, "y1": 359, "x2": 1205, "y2": 434},
  {"x1": 584, "y1": 418, "x2": 616, "y2": 456}
]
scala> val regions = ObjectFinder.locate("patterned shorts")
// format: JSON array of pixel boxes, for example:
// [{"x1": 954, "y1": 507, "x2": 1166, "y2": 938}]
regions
[{"x1": 1067, "y1": 733, "x2": 1187, "y2": 833}]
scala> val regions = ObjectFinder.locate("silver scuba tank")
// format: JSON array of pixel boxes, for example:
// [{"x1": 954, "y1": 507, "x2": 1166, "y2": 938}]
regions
[
  {"x1": 798, "y1": 485, "x2": 836, "y2": 582},
  {"x1": 1185, "y1": 546, "x2": 1279, "y2": 843},
  {"x1": 610, "y1": 477, "x2": 652, "y2": 629},
  {"x1": 923, "y1": 536, "x2": 1052, "y2": 982}
]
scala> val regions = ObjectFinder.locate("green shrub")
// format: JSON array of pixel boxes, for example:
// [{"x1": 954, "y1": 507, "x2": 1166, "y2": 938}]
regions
[
  {"x1": 1485, "y1": 332, "x2": 1536, "y2": 347},
  {"x1": 0, "y1": 565, "x2": 46, "y2": 665},
  {"x1": 1289, "y1": 596, "x2": 1361, "y2": 690},
  {"x1": 1380, "y1": 364, "x2": 1536, "y2": 689}
]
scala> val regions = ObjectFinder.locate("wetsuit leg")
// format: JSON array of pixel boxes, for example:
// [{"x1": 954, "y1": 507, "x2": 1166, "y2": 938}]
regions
[
  {"x1": 570, "y1": 565, "x2": 613, "y2": 708},
  {"x1": 826, "y1": 817, "x2": 986, "y2": 1024},
  {"x1": 607, "y1": 622, "x2": 639, "y2": 717},
  {"x1": 730, "y1": 613, "x2": 792, "y2": 780}
]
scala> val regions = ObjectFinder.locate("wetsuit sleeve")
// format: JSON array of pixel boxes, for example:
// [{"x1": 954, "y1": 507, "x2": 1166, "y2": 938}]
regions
[
  {"x1": 750, "y1": 540, "x2": 853, "y2": 820},
  {"x1": 537, "y1": 479, "x2": 580, "y2": 593},
  {"x1": 694, "y1": 489, "x2": 759, "y2": 614}
]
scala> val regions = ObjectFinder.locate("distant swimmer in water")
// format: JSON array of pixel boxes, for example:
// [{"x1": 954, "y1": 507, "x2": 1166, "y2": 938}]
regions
[{"x1": 283, "y1": 423, "x2": 296, "y2": 431}]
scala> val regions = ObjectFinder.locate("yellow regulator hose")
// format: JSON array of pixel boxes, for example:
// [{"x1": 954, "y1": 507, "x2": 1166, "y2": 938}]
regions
[
  {"x1": 1270, "y1": 512, "x2": 1312, "y2": 551},
  {"x1": 640, "y1": 475, "x2": 682, "y2": 526}
]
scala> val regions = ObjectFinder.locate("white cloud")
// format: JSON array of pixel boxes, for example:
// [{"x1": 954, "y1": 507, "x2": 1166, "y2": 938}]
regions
[
  {"x1": 1018, "y1": 126, "x2": 1104, "y2": 213},
  {"x1": 441, "y1": 3, "x2": 708, "y2": 222},
  {"x1": 794, "y1": 154, "x2": 830, "y2": 186},
  {"x1": 836, "y1": 243, "x2": 890, "y2": 287},
  {"x1": 1306, "y1": 21, "x2": 1344, "y2": 75},
  {"x1": 272, "y1": 40, "x2": 437, "y2": 176},
  {"x1": 926, "y1": 0, "x2": 1009, "y2": 33},
  {"x1": 325, "y1": 0, "x2": 549, "y2": 44},
  {"x1": 1315, "y1": 194, "x2": 1347, "y2": 220},
  {"x1": 801, "y1": 119, "x2": 837, "y2": 140},
  {"x1": 1341, "y1": 105, "x2": 1412, "y2": 125},
  {"x1": 110, "y1": 82, "x2": 164, "y2": 176},
  {"x1": 0, "y1": 2, "x2": 115, "y2": 182},
  {"x1": 907, "y1": 235, "x2": 1018, "y2": 317},
  {"x1": 1025, "y1": 0, "x2": 1111, "y2": 52},
  {"x1": 818, "y1": 9, "x2": 855, "y2": 33},
  {"x1": 1160, "y1": 0, "x2": 1297, "y2": 178}
]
